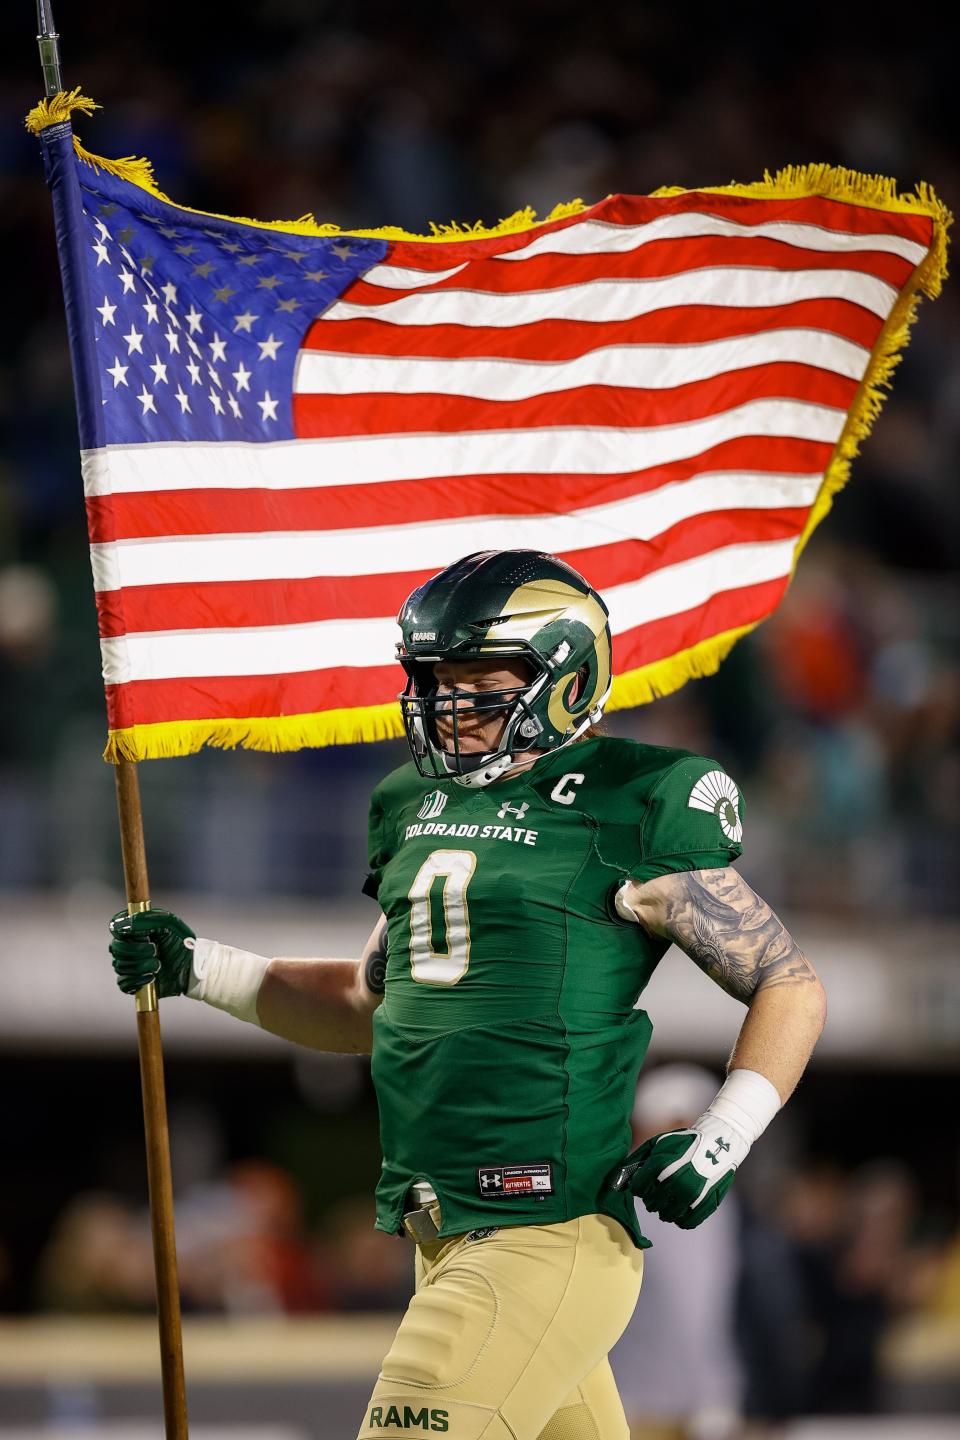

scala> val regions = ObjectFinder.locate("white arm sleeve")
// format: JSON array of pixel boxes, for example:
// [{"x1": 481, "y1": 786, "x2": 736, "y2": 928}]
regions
[{"x1": 185, "y1": 937, "x2": 271, "y2": 1026}]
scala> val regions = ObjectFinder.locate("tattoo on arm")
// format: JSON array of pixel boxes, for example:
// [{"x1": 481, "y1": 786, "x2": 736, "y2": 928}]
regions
[
  {"x1": 657, "y1": 869, "x2": 816, "y2": 1001},
  {"x1": 363, "y1": 920, "x2": 388, "y2": 995}
]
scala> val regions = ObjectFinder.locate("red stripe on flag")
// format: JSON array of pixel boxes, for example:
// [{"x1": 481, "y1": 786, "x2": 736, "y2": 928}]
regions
[
  {"x1": 597, "y1": 192, "x2": 934, "y2": 246},
  {"x1": 95, "y1": 571, "x2": 435, "y2": 635},
  {"x1": 94, "y1": 510, "x2": 806, "y2": 637},
  {"x1": 292, "y1": 365, "x2": 857, "y2": 439},
  {"x1": 613, "y1": 575, "x2": 791, "y2": 670},
  {"x1": 105, "y1": 663, "x2": 408, "y2": 731},
  {"x1": 302, "y1": 298, "x2": 884, "y2": 359},
  {"x1": 86, "y1": 435, "x2": 832, "y2": 542},
  {"x1": 346, "y1": 236, "x2": 913, "y2": 307},
  {"x1": 373, "y1": 194, "x2": 932, "y2": 273}
]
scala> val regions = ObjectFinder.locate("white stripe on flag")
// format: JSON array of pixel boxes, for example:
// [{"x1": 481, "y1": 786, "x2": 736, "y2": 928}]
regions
[
  {"x1": 89, "y1": 472, "x2": 822, "y2": 592},
  {"x1": 324, "y1": 268, "x2": 899, "y2": 327},
  {"x1": 99, "y1": 537, "x2": 798, "y2": 684},
  {"x1": 492, "y1": 213, "x2": 928, "y2": 265},
  {"x1": 294, "y1": 329, "x2": 870, "y2": 400},
  {"x1": 81, "y1": 397, "x2": 846, "y2": 497},
  {"x1": 362, "y1": 261, "x2": 469, "y2": 289}
]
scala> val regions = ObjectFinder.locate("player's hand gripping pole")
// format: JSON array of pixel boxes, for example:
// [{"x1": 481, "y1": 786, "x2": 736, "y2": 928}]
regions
[{"x1": 115, "y1": 759, "x2": 189, "y2": 1439}]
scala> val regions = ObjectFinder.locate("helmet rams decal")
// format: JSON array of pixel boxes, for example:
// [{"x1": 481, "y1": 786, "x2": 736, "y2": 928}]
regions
[{"x1": 687, "y1": 770, "x2": 743, "y2": 842}]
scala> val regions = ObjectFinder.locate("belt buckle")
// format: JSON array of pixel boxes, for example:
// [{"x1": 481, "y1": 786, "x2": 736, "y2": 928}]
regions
[
  {"x1": 402, "y1": 1183, "x2": 441, "y2": 1244},
  {"x1": 403, "y1": 1204, "x2": 440, "y2": 1244}
]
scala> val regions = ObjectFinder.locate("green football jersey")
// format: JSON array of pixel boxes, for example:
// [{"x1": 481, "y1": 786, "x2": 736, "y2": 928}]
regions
[{"x1": 364, "y1": 735, "x2": 744, "y2": 1248}]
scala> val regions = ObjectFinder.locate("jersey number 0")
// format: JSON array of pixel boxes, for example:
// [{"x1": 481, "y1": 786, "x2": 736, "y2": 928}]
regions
[{"x1": 407, "y1": 848, "x2": 476, "y2": 985}]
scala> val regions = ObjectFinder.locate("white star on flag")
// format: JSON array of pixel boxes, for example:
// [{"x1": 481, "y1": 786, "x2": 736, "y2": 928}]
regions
[
  {"x1": 257, "y1": 390, "x2": 278, "y2": 421},
  {"x1": 97, "y1": 297, "x2": 117, "y2": 326},
  {"x1": 123, "y1": 326, "x2": 144, "y2": 355},
  {"x1": 106, "y1": 357, "x2": 129, "y2": 387},
  {"x1": 136, "y1": 385, "x2": 156, "y2": 415},
  {"x1": 258, "y1": 333, "x2": 282, "y2": 361}
]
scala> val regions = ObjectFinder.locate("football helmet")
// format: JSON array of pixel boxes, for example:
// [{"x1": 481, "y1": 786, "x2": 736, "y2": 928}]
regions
[{"x1": 396, "y1": 550, "x2": 612, "y2": 787}]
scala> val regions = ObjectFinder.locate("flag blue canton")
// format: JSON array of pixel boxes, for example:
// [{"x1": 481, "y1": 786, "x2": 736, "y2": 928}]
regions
[{"x1": 76, "y1": 168, "x2": 387, "y2": 445}]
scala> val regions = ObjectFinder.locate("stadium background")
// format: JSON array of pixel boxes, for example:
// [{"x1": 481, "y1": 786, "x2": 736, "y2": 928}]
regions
[{"x1": 0, "y1": 2, "x2": 957, "y2": 1435}]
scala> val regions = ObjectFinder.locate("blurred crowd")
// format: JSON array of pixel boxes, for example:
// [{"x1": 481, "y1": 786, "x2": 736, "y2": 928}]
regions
[
  {"x1": 31, "y1": 1166, "x2": 413, "y2": 1318},
  {"x1": 0, "y1": 1, "x2": 957, "y2": 916}
]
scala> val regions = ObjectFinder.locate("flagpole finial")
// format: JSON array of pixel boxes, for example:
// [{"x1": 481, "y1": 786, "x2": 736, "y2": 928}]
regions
[{"x1": 36, "y1": 0, "x2": 63, "y2": 98}]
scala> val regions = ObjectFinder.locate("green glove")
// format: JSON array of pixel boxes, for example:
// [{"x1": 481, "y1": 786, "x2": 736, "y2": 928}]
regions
[
  {"x1": 108, "y1": 908, "x2": 196, "y2": 998},
  {"x1": 610, "y1": 1121, "x2": 744, "y2": 1229}
]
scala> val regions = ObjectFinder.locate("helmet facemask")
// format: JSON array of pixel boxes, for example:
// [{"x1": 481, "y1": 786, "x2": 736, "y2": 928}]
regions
[{"x1": 399, "y1": 646, "x2": 553, "y2": 788}]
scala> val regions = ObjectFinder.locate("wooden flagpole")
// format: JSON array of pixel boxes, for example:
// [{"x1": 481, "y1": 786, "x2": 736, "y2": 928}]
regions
[
  {"x1": 115, "y1": 761, "x2": 190, "y2": 1438},
  {"x1": 34, "y1": 5, "x2": 189, "y2": 1434}
]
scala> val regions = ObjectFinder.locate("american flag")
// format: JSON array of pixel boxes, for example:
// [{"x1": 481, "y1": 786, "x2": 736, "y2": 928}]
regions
[{"x1": 39, "y1": 118, "x2": 948, "y2": 760}]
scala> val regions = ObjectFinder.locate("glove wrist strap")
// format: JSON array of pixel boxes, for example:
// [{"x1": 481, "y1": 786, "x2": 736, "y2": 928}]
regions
[
  {"x1": 186, "y1": 938, "x2": 270, "y2": 1025},
  {"x1": 698, "y1": 1067, "x2": 782, "y2": 1149}
]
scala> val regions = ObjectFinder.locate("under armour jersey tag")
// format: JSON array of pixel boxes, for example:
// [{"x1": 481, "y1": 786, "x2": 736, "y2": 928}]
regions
[{"x1": 477, "y1": 1163, "x2": 553, "y2": 1198}]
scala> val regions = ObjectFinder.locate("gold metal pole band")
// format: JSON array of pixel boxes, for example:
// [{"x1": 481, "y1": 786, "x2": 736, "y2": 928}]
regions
[
  {"x1": 135, "y1": 981, "x2": 158, "y2": 1013},
  {"x1": 128, "y1": 900, "x2": 151, "y2": 914}
]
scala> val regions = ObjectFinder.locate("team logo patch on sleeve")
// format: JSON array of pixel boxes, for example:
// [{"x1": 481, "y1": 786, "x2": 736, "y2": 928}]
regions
[
  {"x1": 687, "y1": 770, "x2": 742, "y2": 841},
  {"x1": 477, "y1": 1163, "x2": 553, "y2": 1198}
]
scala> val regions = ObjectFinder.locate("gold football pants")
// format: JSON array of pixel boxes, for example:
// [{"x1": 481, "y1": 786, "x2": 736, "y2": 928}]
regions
[{"x1": 357, "y1": 1212, "x2": 644, "y2": 1440}]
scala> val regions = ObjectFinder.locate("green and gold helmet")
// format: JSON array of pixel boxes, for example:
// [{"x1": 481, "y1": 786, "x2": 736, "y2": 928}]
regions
[{"x1": 396, "y1": 550, "x2": 612, "y2": 787}]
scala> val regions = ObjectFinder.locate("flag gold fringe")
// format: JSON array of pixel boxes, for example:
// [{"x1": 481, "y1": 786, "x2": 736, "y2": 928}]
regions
[
  {"x1": 24, "y1": 87, "x2": 100, "y2": 131},
  {"x1": 104, "y1": 703, "x2": 406, "y2": 762},
  {"x1": 28, "y1": 93, "x2": 953, "y2": 758},
  {"x1": 102, "y1": 620, "x2": 755, "y2": 760},
  {"x1": 23, "y1": 92, "x2": 953, "y2": 268},
  {"x1": 24, "y1": 90, "x2": 587, "y2": 240}
]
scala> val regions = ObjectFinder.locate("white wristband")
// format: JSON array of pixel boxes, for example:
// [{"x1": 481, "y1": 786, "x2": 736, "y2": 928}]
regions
[
  {"x1": 698, "y1": 1067, "x2": 782, "y2": 1148},
  {"x1": 186, "y1": 937, "x2": 271, "y2": 1026}
]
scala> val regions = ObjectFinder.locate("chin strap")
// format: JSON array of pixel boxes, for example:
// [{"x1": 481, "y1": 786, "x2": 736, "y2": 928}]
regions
[{"x1": 450, "y1": 751, "x2": 516, "y2": 788}]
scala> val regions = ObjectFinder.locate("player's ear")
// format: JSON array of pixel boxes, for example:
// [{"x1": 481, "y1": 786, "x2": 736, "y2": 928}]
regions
[{"x1": 568, "y1": 663, "x2": 589, "y2": 704}]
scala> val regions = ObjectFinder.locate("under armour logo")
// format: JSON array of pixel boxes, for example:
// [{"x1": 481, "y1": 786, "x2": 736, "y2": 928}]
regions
[
  {"x1": 496, "y1": 800, "x2": 529, "y2": 821},
  {"x1": 706, "y1": 1135, "x2": 731, "y2": 1166},
  {"x1": 480, "y1": 1173, "x2": 502, "y2": 1189}
]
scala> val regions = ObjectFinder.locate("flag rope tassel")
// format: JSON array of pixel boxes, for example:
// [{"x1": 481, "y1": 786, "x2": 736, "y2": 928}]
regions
[{"x1": 27, "y1": 89, "x2": 953, "y2": 754}]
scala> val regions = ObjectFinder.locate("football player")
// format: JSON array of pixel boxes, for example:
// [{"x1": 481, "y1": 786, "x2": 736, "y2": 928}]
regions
[{"x1": 109, "y1": 550, "x2": 826, "y2": 1440}]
